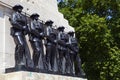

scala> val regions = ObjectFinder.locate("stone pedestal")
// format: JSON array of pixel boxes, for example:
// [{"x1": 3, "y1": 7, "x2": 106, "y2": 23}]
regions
[{"x1": 0, "y1": 71, "x2": 87, "y2": 80}]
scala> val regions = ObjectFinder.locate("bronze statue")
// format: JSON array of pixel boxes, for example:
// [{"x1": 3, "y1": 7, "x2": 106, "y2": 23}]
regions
[
  {"x1": 9, "y1": 5, "x2": 86, "y2": 78},
  {"x1": 68, "y1": 31, "x2": 86, "y2": 77},
  {"x1": 45, "y1": 20, "x2": 57, "y2": 72},
  {"x1": 29, "y1": 13, "x2": 45, "y2": 71},
  {"x1": 57, "y1": 26, "x2": 72, "y2": 74},
  {"x1": 10, "y1": 4, "x2": 32, "y2": 70}
]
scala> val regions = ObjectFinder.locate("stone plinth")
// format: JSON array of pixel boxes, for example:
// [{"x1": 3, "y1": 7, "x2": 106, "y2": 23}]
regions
[{"x1": 0, "y1": 71, "x2": 87, "y2": 80}]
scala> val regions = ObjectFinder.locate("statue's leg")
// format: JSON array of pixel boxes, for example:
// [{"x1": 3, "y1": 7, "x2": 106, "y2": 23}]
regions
[
  {"x1": 46, "y1": 45, "x2": 52, "y2": 71},
  {"x1": 42, "y1": 53, "x2": 48, "y2": 71},
  {"x1": 13, "y1": 35, "x2": 25, "y2": 70},
  {"x1": 65, "y1": 52, "x2": 73, "y2": 75},
  {"x1": 31, "y1": 41, "x2": 41, "y2": 69},
  {"x1": 64, "y1": 50, "x2": 68, "y2": 74},
  {"x1": 70, "y1": 54, "x2": 75, "y2": 75},
  {"x1": 50, "y1": 44, "x2": 56, "y2": 72},
  {"x1": 39, "y1": 40, "x2": 46, "y2": 70},
  {"x1": 14, "y1": 45, "x2": 19, "y2": 67},
  {"x1": 24, "y1": 38, "x2": 33, "y2": 69},
  {"x1": 58, "y1": 50, "x2": 64, "y2": 74},
  {"x1": 76, "y1": 55, "x2": 86, "y2": 77},
  {"x1": 55, "y1": 46, "x2": 59, "y2": 73},
  {"x1": 42, "y1": 47, "x2": 48, "y2": 71}
]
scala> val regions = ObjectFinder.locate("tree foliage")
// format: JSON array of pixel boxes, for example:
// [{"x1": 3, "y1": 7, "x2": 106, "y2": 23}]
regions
[{"x1": 58, "y1": 0, "x2": 120, "y2": 80}]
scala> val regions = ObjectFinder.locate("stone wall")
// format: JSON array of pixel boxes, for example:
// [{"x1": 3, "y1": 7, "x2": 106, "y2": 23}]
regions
[
  {"x1": 0, "y1": 5, "x2": 14, "y2": 73},
  {"x1": 0, "y1": 0, "x2": 74, "y2": 31}
]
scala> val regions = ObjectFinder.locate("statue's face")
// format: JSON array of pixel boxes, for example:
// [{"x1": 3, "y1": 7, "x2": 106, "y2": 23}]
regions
[
  {"x1": 61, "y1": 29, "x2": 64, "y2": 32},
  {"x1": 17, "y1": 8, "x2": 22, "y2": 13},
  {"x1": 71, "y1": 34, "x2": 74, "y2": 37},
  {"x1": 49, "y1": 23, "x2": 52, "y2": 27},
  {"x1": 34, "y1": 16, "x2": 38, "y2": 20}
]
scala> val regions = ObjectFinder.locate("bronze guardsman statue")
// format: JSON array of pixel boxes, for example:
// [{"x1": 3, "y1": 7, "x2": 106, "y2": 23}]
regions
[
  {"x1": 10, "y1": 4, "x2": 32, "y2": 70},
  {"x1": 68, "y1": 31, "x2": 86, "y2": 77},
  {"x1": 29, "y1": 13, "x2": 45, "y2": 71},
  {"x1": 57, "y1": 26, "x2": 72, "y2": 74},
  {"x1": 45, "y1": 20, "x2": 57, "y2": 72}
]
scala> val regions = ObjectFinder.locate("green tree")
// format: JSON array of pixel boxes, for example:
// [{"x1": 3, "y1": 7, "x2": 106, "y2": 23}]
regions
[{"x1": 58, "y1": 0, "x2": 120, "y2": 80}]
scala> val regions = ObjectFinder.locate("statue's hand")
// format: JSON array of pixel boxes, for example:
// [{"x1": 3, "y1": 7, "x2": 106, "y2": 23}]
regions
[
  {"x1": 23, "y1": 26, "x2": 27, "y2": 30},
  {"x1": 66, "y1": 43, "x2": 70, "y2": 47},
  {"x1": 39, "y1": 33, "x2": 45, "y2": 38},
  {"x1": 23, "y1": 26, "x2": 29, "y2": 31},
  {"x1": 54, "y1": 40, "x2": 57, "y2": 44},
  {"x1": 23, "y1": 26, "x2": 29, "y2": 34}
]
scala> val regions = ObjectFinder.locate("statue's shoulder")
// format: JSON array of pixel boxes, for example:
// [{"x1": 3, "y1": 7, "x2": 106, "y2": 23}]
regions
[{"x1": 11, "y1": 12, "x2": 17, "y2": 17}]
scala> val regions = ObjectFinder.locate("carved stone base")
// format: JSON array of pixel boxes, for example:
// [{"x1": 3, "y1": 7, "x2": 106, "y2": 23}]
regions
[{"x1": 0, "y1": 71, "x2": 87, "y2": 80}]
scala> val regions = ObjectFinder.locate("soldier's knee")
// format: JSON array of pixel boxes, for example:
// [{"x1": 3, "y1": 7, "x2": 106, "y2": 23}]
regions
[
  {"x1": 34, "y1": 48, "x2": 41, "y2": 56},
  {"x1": 59, "y1": 55, "x2": 63, "y2": 59},
  {"x1": 34, "y1": 51, "x2": 40, "y2": 56},
  {"x1": 77, "y1": 57, "x2": 81, "y2": 63},
  {"x1": 18, "y1": 44, "x2": 24, "y2": 51}
]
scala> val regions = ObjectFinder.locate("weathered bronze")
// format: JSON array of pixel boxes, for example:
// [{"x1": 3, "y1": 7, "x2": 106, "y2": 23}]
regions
[
  {"x1": 68, "y1": 31, "x2": 86, "y2": 77},
  {"x1": 29, "y1": 13, "x2": 45, "y2": 71},
  {"x1": 10, "y1": 4, "x2": 32, "y2": 70}
]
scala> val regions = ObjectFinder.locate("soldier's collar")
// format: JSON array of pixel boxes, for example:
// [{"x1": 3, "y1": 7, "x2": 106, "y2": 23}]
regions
[
  {"x1": 33, "y1": 19, "x2": 38, "y2": 22},
  {"x1": 16, "y1": 12, "x2": 21, "y2": 15},
  {"x1": 59, "y1": 31, "x2": 63, "y2": 33},
  {"x1": 48, "y1": 26, "x2": 52, "y2": 27},
  {"x1": 16, "y1": 12, "x2": 19, "y2": 14}
]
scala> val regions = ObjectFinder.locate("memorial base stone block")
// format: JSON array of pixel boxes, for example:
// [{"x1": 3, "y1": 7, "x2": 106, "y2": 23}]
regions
[{"x1": 0, "y1": 71, "x2": 87, "y2": 80}]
